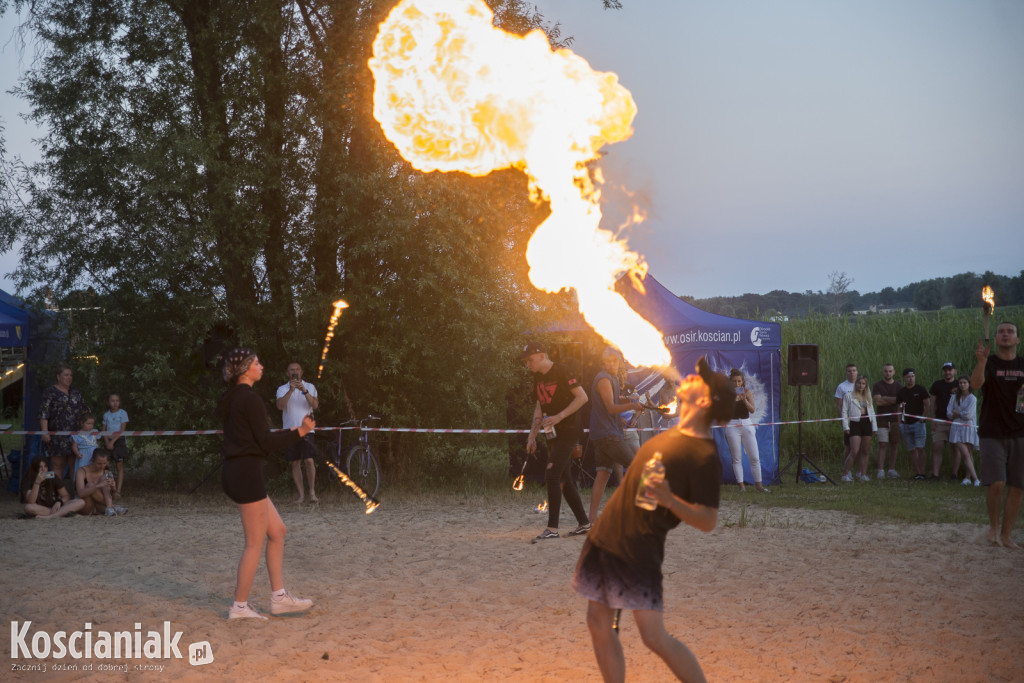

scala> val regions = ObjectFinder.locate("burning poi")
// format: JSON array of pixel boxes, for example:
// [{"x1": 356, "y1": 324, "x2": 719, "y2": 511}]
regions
[{"x1": 368, "y1": 0, "x2": 671, "y2": 369}]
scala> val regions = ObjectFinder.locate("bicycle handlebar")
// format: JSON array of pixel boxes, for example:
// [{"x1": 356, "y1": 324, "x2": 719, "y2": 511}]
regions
[{"x1": 337, "y1": 415, "x2": 382, "y2": 429}]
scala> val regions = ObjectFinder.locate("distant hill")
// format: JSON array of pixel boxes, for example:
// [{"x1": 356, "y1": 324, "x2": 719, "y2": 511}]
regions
[{"x1": 682, "y1": 270, "x2": 1024, "y2": 320}]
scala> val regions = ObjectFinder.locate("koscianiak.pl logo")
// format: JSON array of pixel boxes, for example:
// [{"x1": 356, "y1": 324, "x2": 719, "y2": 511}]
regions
[{"x1": 10, "y1": 621, "x2": 214, "y2": 672}]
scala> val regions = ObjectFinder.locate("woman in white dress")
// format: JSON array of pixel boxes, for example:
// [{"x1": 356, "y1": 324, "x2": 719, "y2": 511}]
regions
[{"x1": 947, "y1": 376, "x2": 980, "y2": 486}]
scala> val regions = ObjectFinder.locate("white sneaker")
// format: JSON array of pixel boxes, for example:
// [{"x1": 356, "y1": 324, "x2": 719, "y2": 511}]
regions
[
  {"x1": 105, "y1": 506, "x2": 117, "y2": 516},
  {"x1": 840, "y1": 472, "x2": 854, "y2": 482},
  {"x1": 877, "y1": 470, "x2": 885, "y2": 480},
  {"x1": 228, "y1": 603, "x2": 268, "y2": 620},
  {"x1": 886, "y1": 469, "x2": 900, "y2": 479},
  {"x1": 113, "y1": 505, "x2": 127, "y2": 515},
  {"x1": 974, "y1": 480, "x2": 981, "y2": 487},
  {"x1": 856, "y1": 473, "x2": 870, "y2": 482},
  {"x1": 961, "y1": 478, "x2": 972, "y2": 486},
  {"x1": 270, "y1": 591, "x2": 313, "y2": 616}
]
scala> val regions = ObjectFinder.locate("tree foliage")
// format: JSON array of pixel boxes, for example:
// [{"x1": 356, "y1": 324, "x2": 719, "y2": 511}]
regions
[
  {"x1": 3, "y1": 0, "x2": 582, "y2": 485},
  {"x1": 687, "y1": 270, "x2": 1024, "y2": 320}
]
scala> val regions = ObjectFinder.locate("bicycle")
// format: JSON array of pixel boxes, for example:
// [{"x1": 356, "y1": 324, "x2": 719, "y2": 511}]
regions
[{"x1": 323, "y1": 416, "x2": 383, "y2": 500}]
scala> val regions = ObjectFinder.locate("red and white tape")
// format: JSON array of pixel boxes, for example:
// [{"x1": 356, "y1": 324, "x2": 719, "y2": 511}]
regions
[{"x1": 0, "y1": 415, "x2": 971, "y2": 437}]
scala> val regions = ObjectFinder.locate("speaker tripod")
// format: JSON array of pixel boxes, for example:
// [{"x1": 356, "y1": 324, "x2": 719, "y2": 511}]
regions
[{"x1": 774, "y1": 385, "x2": 836, "y2": 485}]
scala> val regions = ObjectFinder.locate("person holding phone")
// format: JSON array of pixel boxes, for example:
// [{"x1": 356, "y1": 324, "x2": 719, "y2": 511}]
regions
[
  {"x1": 20, "y1": 454, "x2": 85, "y2": 519},
  {"x1": 75, "y1": 449, "x2": 126, "y2": 516},
  {"x1": 276, "y1": 361, "x2": 320, "y2": 504}
]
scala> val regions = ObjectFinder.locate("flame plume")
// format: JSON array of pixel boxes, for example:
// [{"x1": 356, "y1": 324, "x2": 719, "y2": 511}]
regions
[{"x1": 369, "y1": 0, "x2": 670, "y2": 367}]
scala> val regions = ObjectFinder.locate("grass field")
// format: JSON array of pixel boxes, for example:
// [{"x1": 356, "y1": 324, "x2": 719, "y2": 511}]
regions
[{"x1": 777, "y1": 305, "x2": 1024, "y2": 472}]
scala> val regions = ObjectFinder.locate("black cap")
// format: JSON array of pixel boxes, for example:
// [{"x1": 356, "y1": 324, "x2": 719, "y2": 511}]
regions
[
  {"x1": 902, "y1": 367, "x2": 915, "y2": 377},
  {"x1": 942, "y1": 362, "x2": 955, "y2": 370},
  {"x1": 518, "y1": 342, "x2": 546, "y2": 360},
  {"x1": 697, "y1": 357, "x2": 736, "y2": 423}
]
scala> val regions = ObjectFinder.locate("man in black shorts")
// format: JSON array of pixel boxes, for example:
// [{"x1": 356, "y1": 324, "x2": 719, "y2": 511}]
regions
[
  {"x1": 276, "y1": 362, "x2": 320, "y2": 503},
  {"x1": 522, "y1": 342, "x2": 591, "y2": 543},
  {"x1": 971, "y1": 321, "x2": 1024, "y2": 548},
  {"x1": 571, "y1": 357, "x2": 733, "y2": 682}
]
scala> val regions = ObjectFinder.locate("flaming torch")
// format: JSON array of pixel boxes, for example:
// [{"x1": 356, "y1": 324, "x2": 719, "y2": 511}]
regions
[
  {"x1": 513, "y1": 457, "x2": 528, "y2": 491},
  {"x1": 982, "y1": 286, "x2": 995, "y2": 341},
  {"x1": 318, "y1": 299, "x2": 349, "y2": 380},
  {"x1": 368, "y1": 0, "x2": 672, "y2": 371}
]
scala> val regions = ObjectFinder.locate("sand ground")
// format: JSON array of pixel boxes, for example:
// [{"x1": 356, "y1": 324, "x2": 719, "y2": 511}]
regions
[{"x1": 3, "y1": 490, "x2": 1022, "y2": 682}]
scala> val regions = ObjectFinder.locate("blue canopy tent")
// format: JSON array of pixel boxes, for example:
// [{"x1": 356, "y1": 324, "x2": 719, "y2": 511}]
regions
[
  {"x1": 0, "y1": 303, "x2": 28, "y2": 347},
  {"x1": 0, "y1": 292, "x2": 29, "y2": 488},
  {"x1": 616, "y1": 273, "x2": 782, "y2": 484}
]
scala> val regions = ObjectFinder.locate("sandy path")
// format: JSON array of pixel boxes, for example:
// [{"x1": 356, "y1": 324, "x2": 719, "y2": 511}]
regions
[{"x1": 3, "y1": 494, "x2": 1022, "y2": 682}]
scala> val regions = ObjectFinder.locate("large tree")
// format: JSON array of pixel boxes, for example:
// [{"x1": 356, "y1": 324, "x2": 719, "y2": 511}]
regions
[{"x1": 3, "y1": 0, "x2": 577, "y2": 483}]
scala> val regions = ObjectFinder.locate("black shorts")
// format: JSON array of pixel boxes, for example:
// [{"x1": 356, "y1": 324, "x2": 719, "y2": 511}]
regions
[
  {"x1": 222, "y1": 456, "x2": 267, "y2": 504},
  {"x1": 849, "y1": 418, "x2": 873, "y2": 438},
  {"x1": 571, "y1": 539, "x2": 663, "y2": 612},
  {"x1": 109, "y1": 436, "x2": 129, "y2": 463},
  {"x1": 284, "y1": 434, "x2": 317, "y2": 462}
]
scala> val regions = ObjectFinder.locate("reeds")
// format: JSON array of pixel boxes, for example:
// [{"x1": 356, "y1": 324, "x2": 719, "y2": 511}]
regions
[{"x1": 779, "y1": 305, "x2": 1023, "y2": 470}]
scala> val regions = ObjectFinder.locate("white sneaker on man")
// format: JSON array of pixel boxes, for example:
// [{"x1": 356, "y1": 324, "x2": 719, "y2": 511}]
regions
[
  {"x1": 270, "y1": 591, "x2": 313, "y2": 616},
  {"x1": 886, "y1": 469, "x2": 900, "y2": 479},
  {"x1": 877, "y1": 470, "x2": 886, "y2": 480},
  {"x1": 856, "y1": 473, "x2": 870, "y2": 482},
  {"x1": 228, "y1": 603, "x2": 268, "y2": 620},
  {"x1": 840, "y1": 472, "x2": 854, "y2": 482}
]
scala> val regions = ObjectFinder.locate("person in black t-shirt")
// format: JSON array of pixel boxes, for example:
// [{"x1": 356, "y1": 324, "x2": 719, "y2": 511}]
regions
[
  {"x1": 520, "y1": 342, "x2": 591, "y2": 543},
  {"x1": 970, "y1": 322, "x2": 1024, "y2": 548},
  {"x1": 571, "y1": 358, "x2": 733, "y2": 683},
  {"x1": 218, "y1": 348, "x2": 316, "y2": 620},
  {"x1": 928, "y1": 362, "x2": 958, "y2": 479},
  {"x1": 897, "y1": 369, "x2": 932, "y2": 480}
]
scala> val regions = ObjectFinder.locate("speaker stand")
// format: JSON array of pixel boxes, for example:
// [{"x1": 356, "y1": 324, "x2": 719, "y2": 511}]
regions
[{"x1": 773, "y1": 385, "x2": 837, "y2": 486}]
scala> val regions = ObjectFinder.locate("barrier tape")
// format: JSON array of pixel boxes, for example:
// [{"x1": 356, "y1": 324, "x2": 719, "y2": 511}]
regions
[{"x1": 0, "y1": 414, "x2": 974, "y2": 438}]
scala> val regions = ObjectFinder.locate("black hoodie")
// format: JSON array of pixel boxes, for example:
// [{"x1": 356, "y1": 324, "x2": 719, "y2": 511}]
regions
[{"x1": 217, "y1": 383, "x2": 300, "y2": 459}]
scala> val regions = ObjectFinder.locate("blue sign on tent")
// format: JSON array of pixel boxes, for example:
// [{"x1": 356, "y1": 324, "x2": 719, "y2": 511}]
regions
[{"x1": 617, "y1": 273, "x2": 782, "y2": 485}]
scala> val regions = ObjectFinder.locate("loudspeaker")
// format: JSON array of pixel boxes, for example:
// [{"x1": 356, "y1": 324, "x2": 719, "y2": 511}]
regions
[{"x1": 788, "y1": 344, "x2": 819, "y2": 386}]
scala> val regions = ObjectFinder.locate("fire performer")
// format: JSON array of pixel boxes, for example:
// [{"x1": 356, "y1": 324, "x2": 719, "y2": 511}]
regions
[
  {"x1": 588, "y1": 346, "x2": 643, "y2": 522},
  {"x1": 571, "y1": 358, "x2": 733, "y2": 682},
  {"x1": 521, "y1": 342, "x2": 592, "y2": 543},
  {"x1": 971, "y1": 322, "x2": 1024, "y2": 548},
  {"x1": 218, "y1": 348, "x2": 316, "y2": 619}
]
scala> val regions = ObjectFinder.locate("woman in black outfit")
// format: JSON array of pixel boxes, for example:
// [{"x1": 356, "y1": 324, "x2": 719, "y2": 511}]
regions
[{"x1": 219, "y1": 348, "x2": 316, "y2": 620}]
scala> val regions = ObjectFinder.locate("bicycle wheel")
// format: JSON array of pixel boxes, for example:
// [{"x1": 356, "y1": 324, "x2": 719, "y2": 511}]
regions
[{"x1": 344, "y1": 445, "x2": 381, "y2": 499}]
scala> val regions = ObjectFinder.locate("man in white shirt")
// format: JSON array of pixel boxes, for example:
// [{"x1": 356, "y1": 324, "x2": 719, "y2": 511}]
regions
[
  {"x1": 276, "y1": 362, "x2": 320, "y2": 503},
  {"x1": 835, "y1": 364, "x2": 857, "y2": 482}
]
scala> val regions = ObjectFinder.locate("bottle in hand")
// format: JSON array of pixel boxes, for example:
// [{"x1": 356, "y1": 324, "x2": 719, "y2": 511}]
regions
[{"x1": 634, "y1": 451, "x2": 665, "y2": 510}]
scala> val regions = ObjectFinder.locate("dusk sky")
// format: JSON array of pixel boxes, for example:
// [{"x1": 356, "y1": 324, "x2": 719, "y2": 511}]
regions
[
  {"x1": 2, "y1": 1, "x2": 1023, "y2": 299},
  {"x1": 531, "y1": 0, "x2": 1024, "y2": 299}
]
